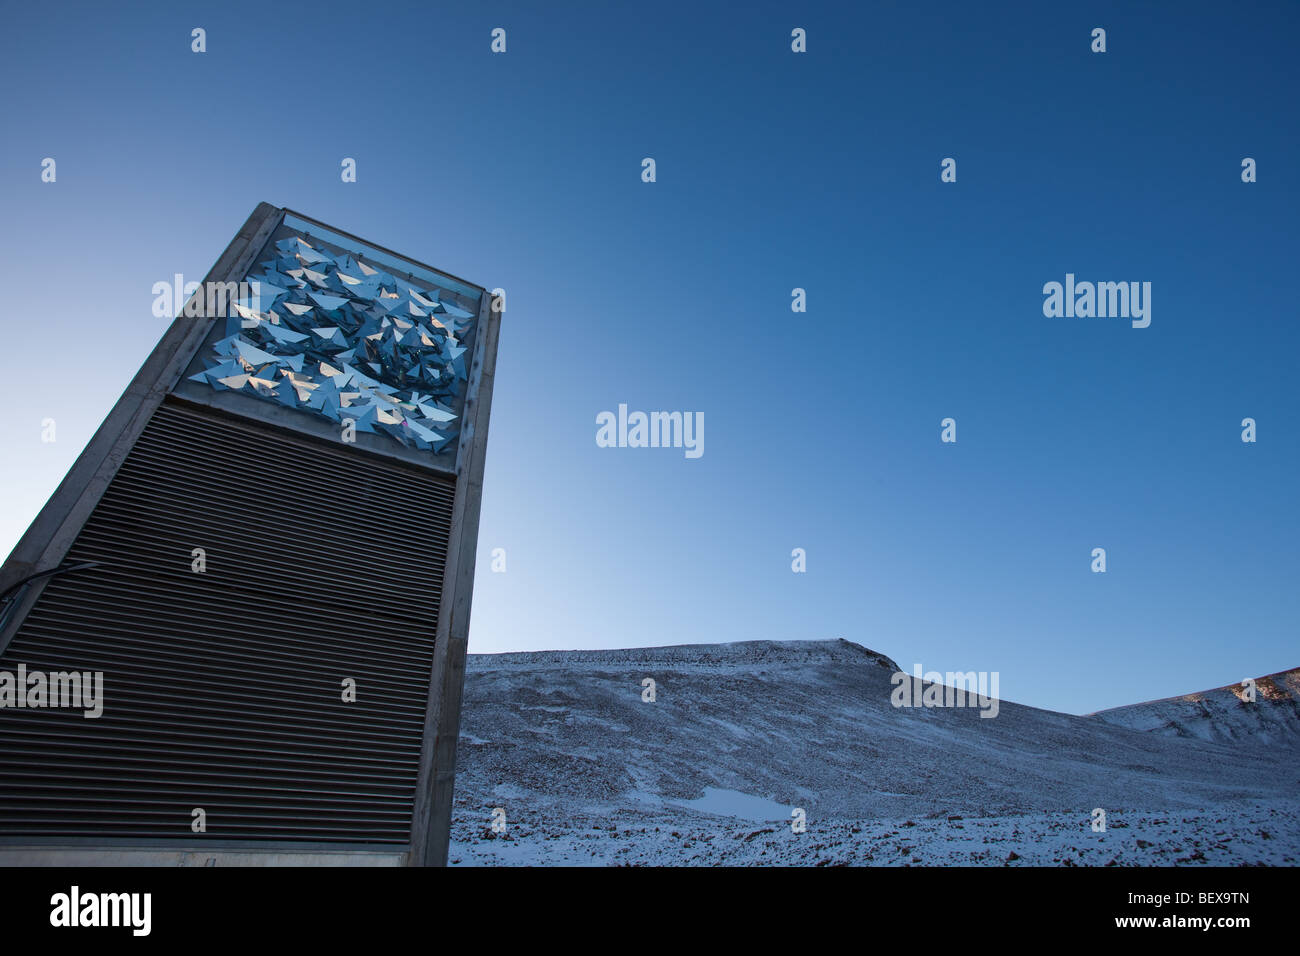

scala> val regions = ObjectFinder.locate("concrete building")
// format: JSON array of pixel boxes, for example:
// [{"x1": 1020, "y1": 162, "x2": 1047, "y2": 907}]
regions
[{"x1": 0, "y1": 204, "x2": 500, "y2": 865}]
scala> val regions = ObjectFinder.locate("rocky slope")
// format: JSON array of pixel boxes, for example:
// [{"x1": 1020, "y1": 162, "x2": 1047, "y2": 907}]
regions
[{"x1": 448, "y1": 639, "x2": 1299, "y2": 865}]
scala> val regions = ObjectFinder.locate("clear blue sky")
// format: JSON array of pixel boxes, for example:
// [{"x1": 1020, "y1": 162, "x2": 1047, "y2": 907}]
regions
[{"x1": 1, "y1": 1, "x2": 1296, "y2": 714}]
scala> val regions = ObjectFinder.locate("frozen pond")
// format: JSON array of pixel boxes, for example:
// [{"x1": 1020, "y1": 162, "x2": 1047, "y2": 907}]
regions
[{"x1": 675, "y1": 787, "x2": 791, "y2": 822}]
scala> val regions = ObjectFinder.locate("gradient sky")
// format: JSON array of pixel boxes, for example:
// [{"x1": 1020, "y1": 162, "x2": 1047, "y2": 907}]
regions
[{"x1": 1, "y1": 0, "x2": 1296, "y2": 714}]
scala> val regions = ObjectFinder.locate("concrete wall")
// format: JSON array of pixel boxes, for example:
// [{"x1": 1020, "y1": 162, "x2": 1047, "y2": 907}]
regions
[{"x1": 0, "y1": 846, "x2": 406, "y2": 866}]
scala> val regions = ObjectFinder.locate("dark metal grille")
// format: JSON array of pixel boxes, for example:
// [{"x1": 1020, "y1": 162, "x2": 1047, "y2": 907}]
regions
[{"x1": 0, "y1": 399, "x2": 454, "y2": 844}]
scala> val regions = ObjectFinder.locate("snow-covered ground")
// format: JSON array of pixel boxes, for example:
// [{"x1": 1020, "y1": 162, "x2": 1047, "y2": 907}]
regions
[
  {"x1": 448, "y1": 639, "x2": 1300, "y2": 866},
  {"x1": 451, "y1": 802, "x2": 1300, "y2": 867}
]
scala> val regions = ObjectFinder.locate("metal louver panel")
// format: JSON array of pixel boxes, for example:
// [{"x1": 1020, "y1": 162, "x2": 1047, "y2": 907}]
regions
[{"x1": 0, "y1": 398, "x2": 455, "y2": 844}]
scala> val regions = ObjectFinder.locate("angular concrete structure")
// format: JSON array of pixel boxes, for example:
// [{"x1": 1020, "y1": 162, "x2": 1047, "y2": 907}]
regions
[{"x1": 0, "y1": 204, "x2": 501, "y2": 866}]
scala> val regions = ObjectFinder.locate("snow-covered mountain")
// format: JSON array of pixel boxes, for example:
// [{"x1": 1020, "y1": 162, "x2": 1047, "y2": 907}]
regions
[
  {"x1": 1090, "y1": 667, "x2": 1300, "y2": 745},
  {"x1": 449, "y1": 639, "x2": 1300, "y2": 865}
]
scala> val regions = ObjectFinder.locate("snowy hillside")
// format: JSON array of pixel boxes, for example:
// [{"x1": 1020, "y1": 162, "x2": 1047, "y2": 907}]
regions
[
  {"x1": 448, "y1": 639, "x2": 1300, "y2": 865},
  {"x1": 1090, "y1": 667, "x2": 1300, "y2": 745}
]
